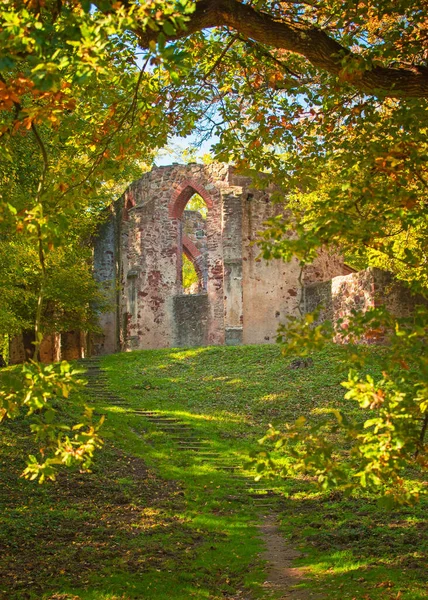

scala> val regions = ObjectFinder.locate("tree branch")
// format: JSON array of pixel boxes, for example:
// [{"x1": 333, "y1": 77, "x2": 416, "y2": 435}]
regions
[
  {"x1": 30, "y1": 123, "x2": 49, "y2": 362},
  {"x1": 136, "y1": 0, "x2": 428, "y2": 99},
  {"x1": 195, "y1": 33, "x2": 239, "y2": 94},
  {"x1": 57, "y1": 57, "x2": 150, "y2": 202},
  {"x1": 31, "y1": 123, "x2": 49, "y2": 203},
  {"x1": 415, "y1": 413, "x2": 428, "y2": 458}
]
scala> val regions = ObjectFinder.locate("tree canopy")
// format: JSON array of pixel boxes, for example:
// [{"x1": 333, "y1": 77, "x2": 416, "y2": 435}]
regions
[{"x1": 0, "y1": 1, "x2": 426, "y2": 494}]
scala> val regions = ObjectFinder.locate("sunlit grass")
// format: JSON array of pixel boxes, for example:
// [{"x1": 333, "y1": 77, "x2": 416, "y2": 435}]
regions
[{"x1": 1, "y1": 343, "x2": 426, "y2": 599}]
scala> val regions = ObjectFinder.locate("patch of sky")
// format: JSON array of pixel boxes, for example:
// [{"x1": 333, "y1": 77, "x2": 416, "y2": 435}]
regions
[{"x1": 155, "y1": 133, "x2": 219, "y2": 166}]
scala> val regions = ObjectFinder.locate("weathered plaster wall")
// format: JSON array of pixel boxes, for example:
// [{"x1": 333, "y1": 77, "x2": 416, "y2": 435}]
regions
[
  {"x1": 121, "y1": 182, "x2": 176, "y2": 350},
  {"x1": 239, "y1": 191, "x2": 349, "y2": 344},
  {"x1": 222, "y1": 186, "x2": 244, "y2": 345},
  {"x1": 241, "y1": 194, "x2": 300, "y2": 344}
]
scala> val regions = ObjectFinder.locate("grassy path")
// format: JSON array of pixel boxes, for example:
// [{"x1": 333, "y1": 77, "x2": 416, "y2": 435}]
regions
[
  {"x1": 1, "y1": 345, "x2": 427, "y2": 599},
  {"x1": 83, "y1": 355, "x2": 286, "y2": 599}
]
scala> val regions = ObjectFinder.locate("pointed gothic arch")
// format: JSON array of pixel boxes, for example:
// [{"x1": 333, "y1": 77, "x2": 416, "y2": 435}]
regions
[
  {"x1": 182, "y1": 235, "x2": 205, "y2": 292},
  {"x1": 169, "y1": 179, "x2": 214, "y2": 219}
]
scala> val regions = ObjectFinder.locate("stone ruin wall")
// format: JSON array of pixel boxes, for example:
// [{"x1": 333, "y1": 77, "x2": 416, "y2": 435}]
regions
[
  {"x1": 241, "y1": 195, "x2": 348, "y2": 345},
  {"x1": 10, "y1": 164, "x2": 421, "y2": 364},
  {"x1": 304, "y1": 269, "x2": 373, "y2": 323},
  {"x1": 8, "y1": 162, "x2": 352, "y2": 363},
  {"x1": 304, "y1": 268, "x2": 426, "y2": 342},
  {"x1": 120, "y1": 163, "x2": 226, "y2": 350},
  {"x1": 91, "y1": 163, "x2": 351, "y2": 354}
]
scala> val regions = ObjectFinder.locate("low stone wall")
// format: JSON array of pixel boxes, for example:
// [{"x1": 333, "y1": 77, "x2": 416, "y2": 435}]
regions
[
  {"x1": 304, "y1": 267, "x2": 425, "y2": 342},
  {"x1": 173, "y1": 294, "x2": 209, "y2": 347},
  {"x1": 304, "y1": 269, "x2": 375, "y2": 321},
  {"x1": 61, "y1": 331, "x2": 85, "y2": 361},
  {"x1": 371, "y1": 269, "x2": 425, "y2": 318}
]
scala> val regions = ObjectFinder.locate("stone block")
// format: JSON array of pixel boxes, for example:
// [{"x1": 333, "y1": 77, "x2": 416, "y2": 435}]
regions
[{"x1": 225, "y1": 327, "x2": 243, "y2": 346}]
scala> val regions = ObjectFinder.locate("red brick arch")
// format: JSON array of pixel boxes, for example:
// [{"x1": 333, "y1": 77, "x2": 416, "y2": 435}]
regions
[
  {"x1": 169, "y1": 179, "x2": 214, "y2": 219},
  {"x1": 182, "y1": 235, "x2": 201, "y2": 262}
]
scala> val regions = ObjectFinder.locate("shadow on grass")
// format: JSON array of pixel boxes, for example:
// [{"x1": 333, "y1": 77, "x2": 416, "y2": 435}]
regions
[
  {"x1": 2, "y1": 345, "x2": 425, "y2": 600},
  {"x1": 99, "y1": 345, "x2": 427, "y2": 600},
  {"x1": 276, "y1": 492, "x2": 427, "y2": 600},
  {"x1": 0, "y1": 418, "x2": 263, "y2": 600}
]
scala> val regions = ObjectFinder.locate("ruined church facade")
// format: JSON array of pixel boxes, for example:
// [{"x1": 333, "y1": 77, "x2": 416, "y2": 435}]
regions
[
  {"x1": 92, "y1": 163, "x2": 350, "y2": 355},
  {"x1": 9, "y1": 163, "x2": 419, "y2": 364}
]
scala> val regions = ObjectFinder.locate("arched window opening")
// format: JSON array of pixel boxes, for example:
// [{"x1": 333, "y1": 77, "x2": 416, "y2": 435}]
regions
[
  {"x1": 182, "y1": 236, "x2": 206, "y2": 295},
  {"x1": 182, "y1": 254, "x2": 201, "y2": 295},
  {"x1": 182, "y1": 192, "x2": 208, "y2": 260},
  {"x1": 171, "y1": 185, "x2": 211, "y2": 295},
  {"x1": 169, "y1": 181, "x2": 213, "y2": 220},
  {"x1": 183, "y1": 193, "x2": 208, "y2": 241},
  {"x1": 179, "y1": 192, "x2": 209, "y2": 294}
]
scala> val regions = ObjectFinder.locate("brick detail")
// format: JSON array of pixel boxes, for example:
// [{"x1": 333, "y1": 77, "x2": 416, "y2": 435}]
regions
[
  {"x1": 182, "y1": 235, "x2": 201, "y2": 261},
  {"x1": 169, "y1": 179, "x2": 214, "y2": 218},
  {"x1": 183, "y1": 234, "x2": 204, "y2": 285}
]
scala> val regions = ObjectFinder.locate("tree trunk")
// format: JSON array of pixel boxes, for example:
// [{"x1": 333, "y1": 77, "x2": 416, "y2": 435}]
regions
[{"x1": 22, "y1": 330, "x2": 36, "y2": 361}]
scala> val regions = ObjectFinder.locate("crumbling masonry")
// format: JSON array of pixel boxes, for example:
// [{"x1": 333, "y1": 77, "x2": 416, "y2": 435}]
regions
[
  {"x1": 9, "y1": 163, "x2": 418, "y2": 364},
  {"x1": 91, "y1": 163, "x2": 350, "y2": 354}
]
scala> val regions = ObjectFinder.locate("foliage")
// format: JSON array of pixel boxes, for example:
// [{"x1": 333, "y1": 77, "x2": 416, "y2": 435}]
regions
[
  {"x1": 249, "y1": 306, "x2": 428, "y2": 505},
  {"x1": 186, "y1": 192, "x2": 207, "y2": 218},
  {"x1": 182, "y1": 253, "x2": 199, "y2": 291},
  {"x1": 0, "y1": 215, "x2": 109, "y2": 339},
  {"x1": 0, "y1": 0, "x2": 195, "y2": 474},
  {"x1": 0, "y1": 360, "x2": 103, "y2": 482}
]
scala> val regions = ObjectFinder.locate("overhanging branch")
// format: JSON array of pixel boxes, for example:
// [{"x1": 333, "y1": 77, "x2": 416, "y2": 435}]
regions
[{"x1": 137, "y1": 0, "x2": 428, "y2": 99}]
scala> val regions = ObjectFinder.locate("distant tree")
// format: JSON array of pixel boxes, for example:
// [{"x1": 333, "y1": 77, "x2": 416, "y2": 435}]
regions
[
  {"x1": 0, "y1": 219, "x2": 108, "y2": 354},
  {"x1": 186, "y1": 193, "x2": 207, "y2": 219},
  {"x1": 182, "y1": 253, "x2": 199, "y2": 291}
]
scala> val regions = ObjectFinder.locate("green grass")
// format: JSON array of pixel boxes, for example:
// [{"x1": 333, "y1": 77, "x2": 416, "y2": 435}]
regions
[{"x1": 1, "y1": 344, "x2": 426, "y2": 599}]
